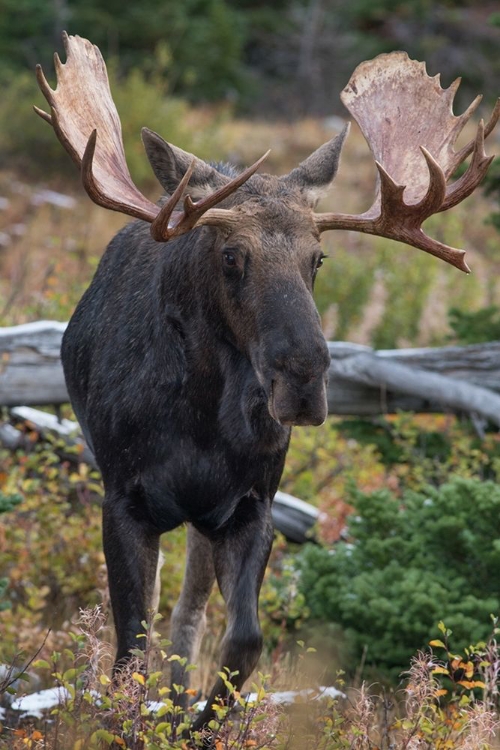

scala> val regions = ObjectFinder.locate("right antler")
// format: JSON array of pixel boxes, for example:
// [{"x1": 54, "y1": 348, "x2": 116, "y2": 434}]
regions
[
  {"x1": 315, "y1": 52, "x2": 500, "y2": 273},
  {"x1": 34, "y1": 33, "x2": 267, "y2": 241}
]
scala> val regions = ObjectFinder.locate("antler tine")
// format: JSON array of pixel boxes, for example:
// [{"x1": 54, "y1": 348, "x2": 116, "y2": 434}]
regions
[
  {"x1": 80, "y1": 128, "x2": 158, "y2": 219},
  {"x1": 150, "y1": 160, "x2": 196, "y2": 241},
  {"x1": 152, "y1": 150, "x2": 270, "y2": 241},
  {"x1": 315, "y1": 52, "x2": 499, "y2": 273},
  {"x1": 440, "y1": 120, "x2": 494, "y2": 212},
  {"x1": 451, "y1": 97, "x2": 500, "y2": 171},
  {"x1": 34, "y1": 65, "x2": 54, "y2": 124},
  {"x1": 413, "y1": 148, "x2": 447, "y2": 217}
]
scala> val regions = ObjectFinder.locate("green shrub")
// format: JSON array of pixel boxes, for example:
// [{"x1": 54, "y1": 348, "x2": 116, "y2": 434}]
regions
[
  {"x1": 448, "y1": 305, "x2": 500, "y2": 344},
  {"x1": 296, "y1": 477, "x2": 500, "y2": 678},
  {"x1": 0, "y1": 491, "x2": 22, "y2": 611}
]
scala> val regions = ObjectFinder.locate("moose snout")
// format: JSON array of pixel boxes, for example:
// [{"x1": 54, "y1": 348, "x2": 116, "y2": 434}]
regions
[
  {"x1": 269, "y1": 372, "x2": 328, "y2": 426},
  {"x1": 264, "y1": 336, "x2": 331, "y2": 426}
]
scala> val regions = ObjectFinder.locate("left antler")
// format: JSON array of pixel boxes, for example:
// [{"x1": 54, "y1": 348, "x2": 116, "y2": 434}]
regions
[
  {"x1": 315, "y1": 52, "x2": 500, "y2": 273},
  {"x1": 34, "y1": 33, "x2": 267, "y2": 241}
]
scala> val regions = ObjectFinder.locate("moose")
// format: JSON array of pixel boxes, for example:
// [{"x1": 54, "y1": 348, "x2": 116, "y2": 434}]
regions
[{"x1": 36, "y1": 34, "x2": 498, "y2": 731}]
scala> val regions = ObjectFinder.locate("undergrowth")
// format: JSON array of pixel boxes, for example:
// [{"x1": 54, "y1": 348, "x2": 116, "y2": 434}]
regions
[{"x1": 1, "y1": 609, "x2": 499, "y2": 748}]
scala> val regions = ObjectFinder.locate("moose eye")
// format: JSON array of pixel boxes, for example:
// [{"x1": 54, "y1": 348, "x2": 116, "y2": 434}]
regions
[
  {"x1": 222, "y1": 250, "x2": 238, "y2": 268},
  {"x1": 315, "y1": 254, "x2": 327, "y2": 270}
]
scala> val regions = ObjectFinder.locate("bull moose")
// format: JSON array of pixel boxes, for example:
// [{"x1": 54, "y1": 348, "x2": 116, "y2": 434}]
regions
[{"x1": 35, "y1": 34, "x2": 499, "y2": 731}]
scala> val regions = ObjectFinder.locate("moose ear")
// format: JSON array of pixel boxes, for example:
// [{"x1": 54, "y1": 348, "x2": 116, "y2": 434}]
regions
[
  {"x1": 281, "y1": 124, "x2": 350, "y2": 207},
  {"x1": 141, "y1": 127, "x2": 228, "y2": 200}
]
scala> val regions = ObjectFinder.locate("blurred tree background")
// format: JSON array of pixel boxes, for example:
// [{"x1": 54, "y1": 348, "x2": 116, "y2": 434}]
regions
[{"x1": 0, "y1": 0, "x2": 499, "y2": 114}]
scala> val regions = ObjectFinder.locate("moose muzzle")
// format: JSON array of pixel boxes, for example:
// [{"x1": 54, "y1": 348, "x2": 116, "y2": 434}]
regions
[{"x1": 268, "y1": 371, "x2": 329, "y2": 426}]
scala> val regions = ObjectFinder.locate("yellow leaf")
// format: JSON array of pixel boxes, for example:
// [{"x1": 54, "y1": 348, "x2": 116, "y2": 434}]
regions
[
  {"x1": 132, "y1": 671, "x2": 145, "y2": 685},
  {"x1": 113, "y1": 737, "x2": 126, "y2": 747},
  {"x1": 458, "y1": 680, "x2": 485, "y2": 689},
  {"x1": 432, "y1": 666, "x2": 450, "y2": 675},
  {"x1": 435, "y1": 689, "x2": 448, "y2": 697},
  {"x1": 185, "y1": 688, "x2": 198, "y2": 696},
  {"x1": 429, "y1": 640, "x2": 446, "y2": 648},
  {"x1": 99, "y1": 674, "x2": 111, "y2": 685}
]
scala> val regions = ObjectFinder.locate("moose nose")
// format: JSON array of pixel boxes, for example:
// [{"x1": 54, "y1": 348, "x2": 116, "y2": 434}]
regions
[{"x1": 268, "y1": 371, "x2": 329, "y2": 426}]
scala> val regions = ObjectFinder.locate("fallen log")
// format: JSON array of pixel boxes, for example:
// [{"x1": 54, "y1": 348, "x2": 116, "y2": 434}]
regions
[
  {"x1": 1, "y1": 321, "x2": 500, "y2": 424},
  {"x1": 328, "y1": 351, "x2": 500, "y2": 428},
  {"x1": 326, "y1": 341, "x2": 500, "y2": 420},
  {"x1": 0, "y1": 321, "x2": 68, "y2": 406}
]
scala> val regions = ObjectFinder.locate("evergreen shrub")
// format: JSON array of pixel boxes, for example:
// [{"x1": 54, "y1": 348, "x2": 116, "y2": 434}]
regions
[{"x1": 297, "y1": 477, "x2": 500, "y2": 677}]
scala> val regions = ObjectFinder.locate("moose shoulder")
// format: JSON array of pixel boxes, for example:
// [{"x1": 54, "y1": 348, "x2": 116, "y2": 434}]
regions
[{"x1": 35, "y1": 33, "x2": 499, "y2": 732}]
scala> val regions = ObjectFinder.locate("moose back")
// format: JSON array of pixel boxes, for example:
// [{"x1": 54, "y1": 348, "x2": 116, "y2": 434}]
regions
[{"x1": 35, "y1": 33, "x2": 499, "y2": 730}]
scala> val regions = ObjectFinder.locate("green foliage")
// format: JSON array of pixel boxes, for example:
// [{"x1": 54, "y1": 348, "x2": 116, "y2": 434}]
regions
[
  {"x1": 339, "y1": 413, "x2": 500, "y2": 490},
  {"x1": 371, "y1": 246, "x2": 436, "y2": 349},
  {"x1": 260, "y1": 548, "x2": 310, "y2": 648},
  {"x1": 315, "y1": 238, "x2": 437, "y2": 348},
  {"x1": 0, "y1": 490, "x2": 22, "y2": 514},
  {"x1": 316, "y1": 232, "x2": 475, "y2": 348},
  {"x1": 0, "y1": 491, "x2": 22, "y2": 611},
  {"x1": 314, "y1": 242, "x2": 378, "y2": 340},
  {"x1": 483, "y1": 156, "x2": 500, "y2": 233},
  {"x1": 0, "y1": 0, "x2": 248, "y2": 103},
  {"x1": 448, "y1": 305, "x2": 500, "y2": 344},
  {"x1": 336, "y1": 418, "x2": 408, "y2": 466},
  {"x1": 297, "y1": 477, "x2": 500, "y2": 677},
  {"x1": 1, "y1": 0, "x2": 498, "y2": 120},
  {"x1": 0, "y1": 437, "x2": 104, "y2": 654}
]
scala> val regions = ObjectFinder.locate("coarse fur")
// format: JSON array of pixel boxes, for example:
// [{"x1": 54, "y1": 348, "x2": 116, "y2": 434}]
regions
[{"x1": 61, "y1": 127, "x2": 347, "y2": 730}]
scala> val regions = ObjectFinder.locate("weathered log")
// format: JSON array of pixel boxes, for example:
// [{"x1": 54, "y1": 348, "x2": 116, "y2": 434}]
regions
[
  {"x1": 1, "y1": 322, "x2": 500, "y2": 424},
  {"x1": 0, "y1": 321, "x2": 68, "y2": 406},
  {"x1": 326, "y1": 341, "x2": 500, "y2": 418},
  {"x1": 328, "y1": 351, "x2": 500, "y2": 427}
]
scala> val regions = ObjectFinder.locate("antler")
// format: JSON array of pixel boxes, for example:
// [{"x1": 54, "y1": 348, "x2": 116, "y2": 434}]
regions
[
  {"x1": 34, "y1": 33, "x2": 267, "y2": 241},
  {"x1": 315, "y1": 52, "x2": 500, "y2": 273}
]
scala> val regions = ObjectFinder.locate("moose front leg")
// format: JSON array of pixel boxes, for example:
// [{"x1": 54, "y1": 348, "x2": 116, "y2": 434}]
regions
[
  {"x1": 190, "y1": 496, "x2": 274, "y2": 732},
  {"x1": 102, "y1": 495, "x2": 161, "y2": 668},
  {"x1": 170, "y1": 524, "x2": 216, "y2": 708}
]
